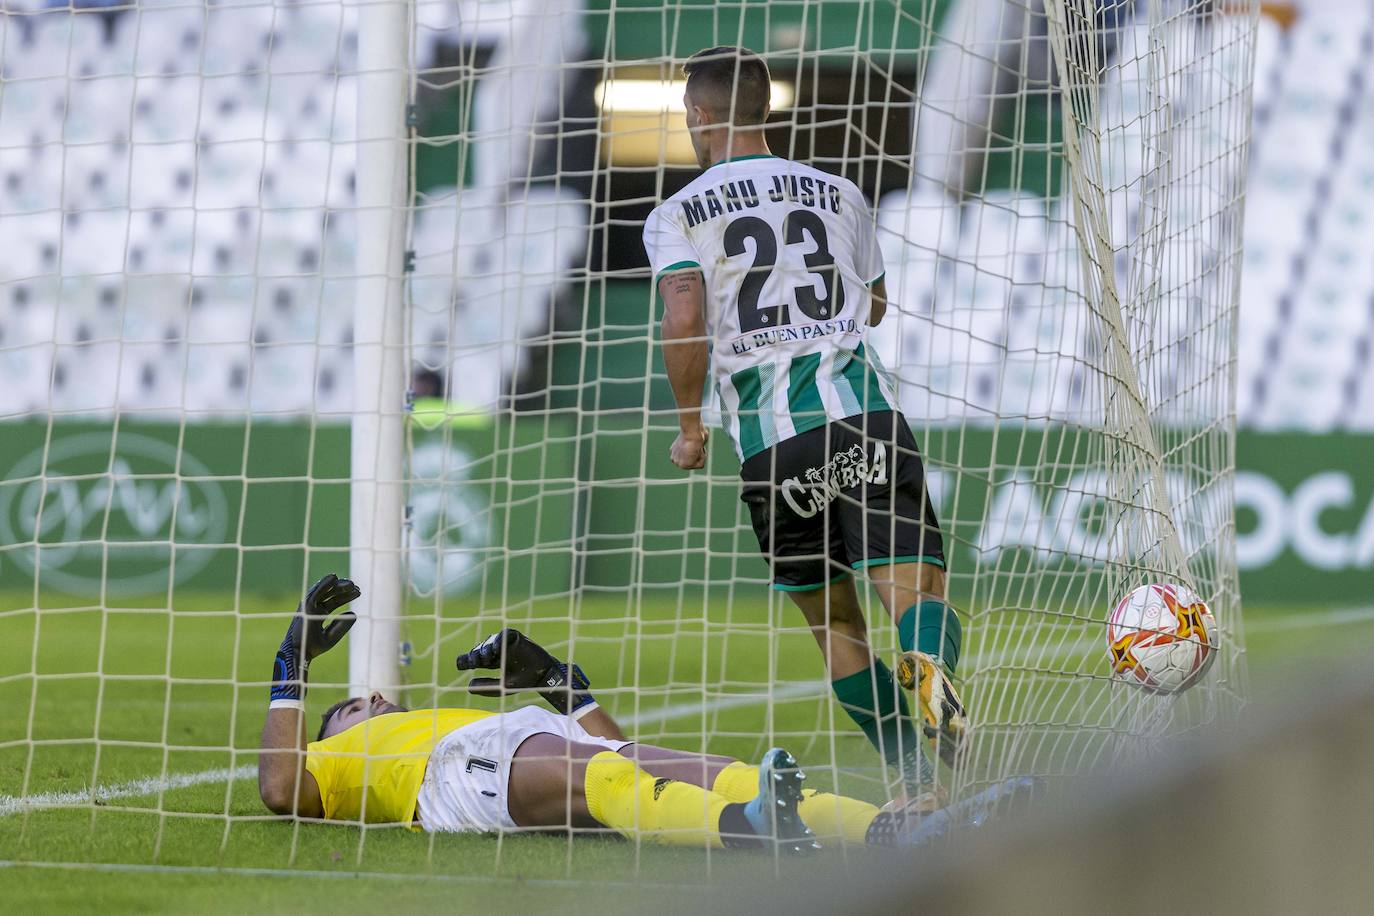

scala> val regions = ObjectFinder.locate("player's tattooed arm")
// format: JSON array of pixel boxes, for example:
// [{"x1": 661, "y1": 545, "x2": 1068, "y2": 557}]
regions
[
  {"x1": 667, "y1": 272, "x2": 696, "y2": 296},
  {"x1": 658, "y1": 269, "x2": 710, "y2": 470},
  {"x1": 868, "y1": 276, "x2": 889, "y2": 326}
]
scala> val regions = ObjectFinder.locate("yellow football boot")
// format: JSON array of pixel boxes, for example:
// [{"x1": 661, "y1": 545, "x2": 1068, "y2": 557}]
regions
[{"x1": 897, "y1": 651, "x2": 967, "y2": 767}]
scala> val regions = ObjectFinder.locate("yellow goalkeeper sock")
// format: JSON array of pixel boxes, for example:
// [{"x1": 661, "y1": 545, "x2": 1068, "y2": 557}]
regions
[
  {"x1": 584, "y1": 752, "x2": 754, "y2": 848},
  {"x1": 796, "y1": 789, "x2": 881, "y2": 843},
  {"x1": 711, "y1": 761, "x2": 759, "y2": 803},
  {"x1": 710, "y1": 761, "x2": 880, "y2": 844}
]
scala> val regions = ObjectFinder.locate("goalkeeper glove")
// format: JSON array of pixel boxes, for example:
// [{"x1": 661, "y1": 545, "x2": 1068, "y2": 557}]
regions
[
  {"x1": 270, "y1": 573, "x2": 360, "y2": 708},
  {"x1": 455, "y1": 628, "x2": 596, "y2": 717}
]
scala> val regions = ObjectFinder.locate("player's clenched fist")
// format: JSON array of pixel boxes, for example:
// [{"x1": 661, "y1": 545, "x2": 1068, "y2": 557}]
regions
[
  {"x1": 670, "y1": 426, "x2": 709, "y2": 470},
  {"x1": 270, "y1": 573, "x2": 360, "y2": 706}
]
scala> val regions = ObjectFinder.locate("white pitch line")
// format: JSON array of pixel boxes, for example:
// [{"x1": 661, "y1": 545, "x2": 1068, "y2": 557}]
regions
[
  {"x1": 0, "y1": 764, "x2": 256, "y2": 818},
  {"x1": 0, "y1": 684, "x2": 825, "y2": 817},
  {"x1": 620, "y1": 680, "x2": 828, "y2": 728},
  {"x1": 1245, "y1": 605, "x2": 1374, "y2": 633}
]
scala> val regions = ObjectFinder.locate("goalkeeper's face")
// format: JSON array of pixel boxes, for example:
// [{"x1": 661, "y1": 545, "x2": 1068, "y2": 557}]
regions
[{"x1": 321, "y1": 692, "x2": 407, "y2": 739}]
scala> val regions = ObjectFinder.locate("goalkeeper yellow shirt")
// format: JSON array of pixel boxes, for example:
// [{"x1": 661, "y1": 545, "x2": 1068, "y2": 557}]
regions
[{"x1": 305, "y1": 708, "x2": 493, "y2": 826}]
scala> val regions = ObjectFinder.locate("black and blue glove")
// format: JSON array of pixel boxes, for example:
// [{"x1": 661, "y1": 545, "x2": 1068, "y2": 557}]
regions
[
  {"x1": 455, "y1": 628, "x2": 596, "y2": 717},
  {"x1": 270, "y1": 573, "x2": 360, "y2": 706}
]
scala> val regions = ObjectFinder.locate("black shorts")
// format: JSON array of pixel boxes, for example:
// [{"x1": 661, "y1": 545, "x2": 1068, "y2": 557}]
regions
[{"x1": 739, "y1": 411, "x2": 945, "y2": 591}]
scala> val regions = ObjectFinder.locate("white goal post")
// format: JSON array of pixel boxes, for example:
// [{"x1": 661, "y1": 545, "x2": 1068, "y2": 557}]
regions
[
  {"x1": 0, "y1": 0, "x2": 1256, "y2": 874},
  {"x1": 349, "y1": 0, "x2": 409, "y2": 699}
]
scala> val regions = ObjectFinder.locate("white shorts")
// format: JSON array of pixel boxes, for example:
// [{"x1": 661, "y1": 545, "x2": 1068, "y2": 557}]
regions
[{"x1": 415, "y1": 705, "x2": 631, "y2": 834}]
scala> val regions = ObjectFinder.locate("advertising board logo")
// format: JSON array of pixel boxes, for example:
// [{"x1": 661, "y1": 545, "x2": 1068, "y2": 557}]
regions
[
  {"x1": 0, "y1": 432, "x2": 229, "y2": 594},
  {"x1": 406, "y1": 440, "x2": 488, "y2": 596},
  {"x1": 950, "y1": 465, "x2": 1374, "y2": 573},
  {"x1": 962, "y1": 468, "x2": 1225, "y2": 568},
  {"x1": 1235, "y1": 470, "x2": 1374, "y2": 571}
]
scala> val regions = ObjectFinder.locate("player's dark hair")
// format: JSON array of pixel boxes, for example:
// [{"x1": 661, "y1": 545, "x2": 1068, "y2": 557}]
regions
[
  {"x1": 682, "y1": 46, "x2": 771, "y2": 126},
  {"x1": 317, "y1": 697, "x2": 355, "y2": 741}
]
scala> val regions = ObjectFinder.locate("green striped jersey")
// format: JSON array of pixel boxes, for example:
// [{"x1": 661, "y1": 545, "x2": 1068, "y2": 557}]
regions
[{"x1": 643, "y1": 154, "x2": 894, "y2": 461}]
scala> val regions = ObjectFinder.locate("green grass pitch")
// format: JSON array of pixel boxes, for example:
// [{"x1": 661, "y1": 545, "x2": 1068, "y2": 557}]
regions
[{"x1": 1, "y1": 591, "x2": 1369, "y2": 913}]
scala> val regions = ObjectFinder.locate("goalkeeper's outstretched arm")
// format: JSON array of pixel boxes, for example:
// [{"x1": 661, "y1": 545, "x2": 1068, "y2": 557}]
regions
[{"x1": 258, "y1": 573, "x2": 360, "y2": 817}]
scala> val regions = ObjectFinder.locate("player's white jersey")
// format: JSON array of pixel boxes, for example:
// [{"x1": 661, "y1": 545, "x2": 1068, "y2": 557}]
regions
[{"x1": 643, "y1": 154, "x2": 895, "y2": 461}]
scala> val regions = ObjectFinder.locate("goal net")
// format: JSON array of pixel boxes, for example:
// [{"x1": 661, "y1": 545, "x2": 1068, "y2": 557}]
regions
[{"x1": 0, "y1": 0, "x2": 1254, "y2": 877}]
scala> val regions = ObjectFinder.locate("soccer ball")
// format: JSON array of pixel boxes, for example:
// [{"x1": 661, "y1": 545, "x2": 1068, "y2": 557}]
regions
[{"x1": 1106, "y1": 583, "x2": 1216, "y2": 694}]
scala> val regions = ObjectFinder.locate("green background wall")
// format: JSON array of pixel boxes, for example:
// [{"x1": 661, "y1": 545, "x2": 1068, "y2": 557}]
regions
[{"x1": 1, "y1": 412, "x2": 1364, "y2": 610}]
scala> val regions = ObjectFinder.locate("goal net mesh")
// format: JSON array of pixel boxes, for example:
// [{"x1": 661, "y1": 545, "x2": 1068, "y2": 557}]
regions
[{"x1": 0, "y1": 0, "x2": 1253, "y2": 876}]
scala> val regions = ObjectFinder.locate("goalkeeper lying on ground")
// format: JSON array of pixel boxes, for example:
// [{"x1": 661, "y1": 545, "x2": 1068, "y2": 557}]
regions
[{"x1": 258, "y1": 574, "x2": 955, "y2": 850}]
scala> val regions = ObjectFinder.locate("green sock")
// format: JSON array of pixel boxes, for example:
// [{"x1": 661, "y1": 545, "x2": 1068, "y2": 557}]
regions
[
  {"x1": 832, "y1": 661, "x2": 933, "y2": 790},
  {"x1": 897, "y1": 599, "x2": 962, "y2": 673}
]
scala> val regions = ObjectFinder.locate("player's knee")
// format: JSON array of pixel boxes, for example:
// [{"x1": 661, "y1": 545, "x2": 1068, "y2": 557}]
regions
[
  {"x1": 825, "y1": 587, "x2": 867, "y2": 627},
  {"x1": 870, "y1": 561, "x2": 945, "y2": 605},
  {"x1": 789, "y1": 585, "x2": 864, "y2": 630},
  {"x1": 822, "y1": 600, "x2": 866, "y2": 630},
  {"x1": 915, "y1": 564, "x2": 946, "y2": 597},
  {"x1": 508, "y1": 734, "x2": 576, "y2": 826},
  {"x1": 804, "y1": 610, "x2": 868, "y2": 654}
]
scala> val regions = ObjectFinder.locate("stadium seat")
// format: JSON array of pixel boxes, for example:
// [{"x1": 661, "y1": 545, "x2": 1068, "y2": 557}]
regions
[
  {"x1": 275, "y1": 3, "x2": 355, "y2": 75},
  {"x1": 57, "y1": 210, "x2": 127, "y2": 276},
  {"x1": 63, "y1": 72, "x2": 136, "y2": 144},
  {"x1": 1348, "y1": 341, "x2": 1374, "y2": 431},
  {"x1": 1249, "y1": 15, "x2": 1284, "y2": 119},
  {"x1": 0, "y1": 76, "x2": 66, "y2": 146},
  {"x1": 408, "y1": 184, "x2": 588, "y2": 410},
  {"x1": 193, "y1": 138, "x2": 267, "y2": 210},
  {"x1": 202, "y1": 4, "x2": 274, "y2": 77},
  {"x1": 1284, "y1": 8, "x2": 1367, "y2": 96}
]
